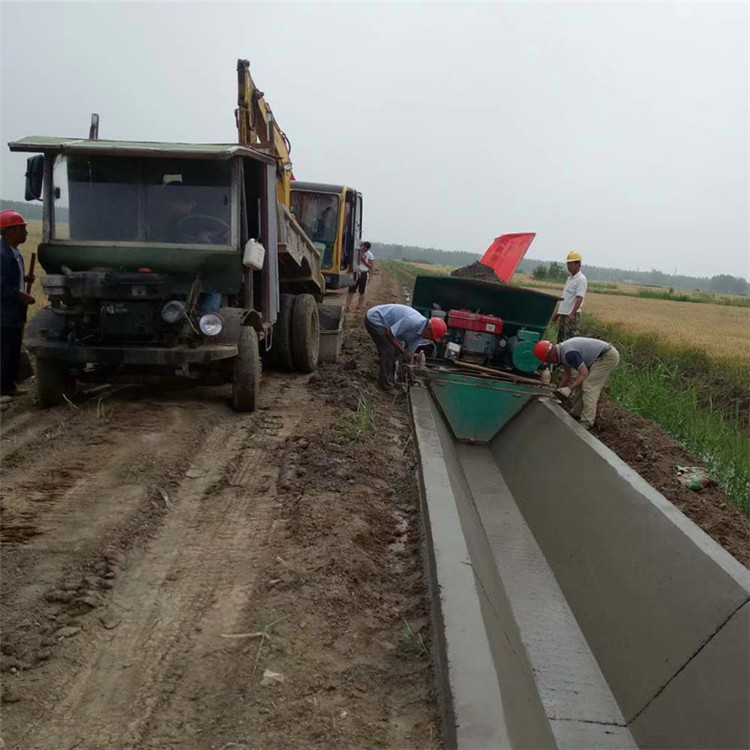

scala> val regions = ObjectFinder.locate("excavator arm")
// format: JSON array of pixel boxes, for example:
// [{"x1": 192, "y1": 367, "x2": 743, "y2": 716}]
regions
[{"x1": 236, "y1": 58, "x2": 293, "y2": 206}]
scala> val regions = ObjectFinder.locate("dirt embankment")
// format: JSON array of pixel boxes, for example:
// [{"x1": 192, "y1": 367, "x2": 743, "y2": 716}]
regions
[
  {"x1": 591, "y1": 395, "x2": 750, "y2": 568},
  {"x1": 0, "y1": 268, "x2": 439, "y2": 750}
]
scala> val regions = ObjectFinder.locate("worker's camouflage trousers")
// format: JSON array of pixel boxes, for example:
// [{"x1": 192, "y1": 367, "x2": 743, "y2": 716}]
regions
[{"x1": 557, "y1": 312, "x2": 581, "y2": 343}]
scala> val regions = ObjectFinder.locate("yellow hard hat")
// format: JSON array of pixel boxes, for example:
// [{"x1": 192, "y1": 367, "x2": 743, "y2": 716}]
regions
[{"x1": 566, "y1": 251, "x2": 583, "y2": 263}]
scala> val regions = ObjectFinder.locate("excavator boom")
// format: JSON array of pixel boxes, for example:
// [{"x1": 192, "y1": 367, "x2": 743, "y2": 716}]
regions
[{"x1": 236, "y1": 59, "x2": 293, "y2": 206}]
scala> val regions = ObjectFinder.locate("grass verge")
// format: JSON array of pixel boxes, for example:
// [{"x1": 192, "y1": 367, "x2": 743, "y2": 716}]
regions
[
  {"x1": 515, "y1": 277, "x2": 750, "y2": 308},
  {"x1": 583, "y1": 316, "x2": 750, "y2": 517},
  {"x1": 382, "y1": 260, "x2": 449, "y2": 291}
]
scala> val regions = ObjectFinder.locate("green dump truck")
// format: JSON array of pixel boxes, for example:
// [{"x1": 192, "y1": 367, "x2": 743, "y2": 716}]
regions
[{"x1": 8, "y1": 136, "x2": 324, "y2": 411}]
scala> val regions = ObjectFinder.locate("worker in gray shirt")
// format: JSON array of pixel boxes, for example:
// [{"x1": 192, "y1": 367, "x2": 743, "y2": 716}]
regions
[{"x1": 533, "y1": 337, "x2": 620, "y2": 429}]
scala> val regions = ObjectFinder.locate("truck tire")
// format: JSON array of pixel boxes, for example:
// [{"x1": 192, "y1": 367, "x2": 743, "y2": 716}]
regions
[
  {"x1": 35, "y1": 358, "x2": 75, "y2": 408},
  {"x1": 270, "y1": 293, "x2": 294, "y2": 371},
  {"x1": 232, "y1": 326, "x2": 261, "y2": 412},
  {"x1": 291, "y1": 294, "x2": 320, "y2": 373}
]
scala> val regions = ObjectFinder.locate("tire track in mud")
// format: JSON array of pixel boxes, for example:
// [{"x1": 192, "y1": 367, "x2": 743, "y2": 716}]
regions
[
  {"x1": 1, "y1": 383, "x2": 307, "y2": 750},
  {"x1": 0, "y1": 395, "x2": 228, "y2": 734},
  {"x1": 2, "y1": 270, "x2": 439, "y2": 750}
]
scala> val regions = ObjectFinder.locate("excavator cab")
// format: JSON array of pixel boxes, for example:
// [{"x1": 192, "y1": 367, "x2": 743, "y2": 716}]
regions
[{"x1": 290, "y1": 182, "x2": 363, "y2": 289}]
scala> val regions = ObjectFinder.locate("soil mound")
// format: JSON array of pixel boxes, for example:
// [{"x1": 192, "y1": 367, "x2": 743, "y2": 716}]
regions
[{"x1": 450, "y1": 262, "x2": 505, "y2": 285}]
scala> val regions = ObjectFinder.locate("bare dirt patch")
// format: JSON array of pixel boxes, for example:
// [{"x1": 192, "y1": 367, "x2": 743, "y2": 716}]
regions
[{"x1": 0, "y1": 267, "x2": 439, "y2": 750}]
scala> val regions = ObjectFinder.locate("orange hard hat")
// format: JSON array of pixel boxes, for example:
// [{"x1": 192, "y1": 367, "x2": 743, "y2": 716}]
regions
[
  {"x1": 427, "y1": 317, "x2": 448, "y2": 341},
  {"x1": 533, "y1": 340, "x2": 556, "y2": 363},
  {"x1": 0, "y1": 210, "x2": 27, "y2": 229}
]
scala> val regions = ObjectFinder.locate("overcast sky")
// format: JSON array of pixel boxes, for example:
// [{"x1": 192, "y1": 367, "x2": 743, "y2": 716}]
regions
[{"x1": 1, "y1": 1, "x2": 748, "y2": 278}]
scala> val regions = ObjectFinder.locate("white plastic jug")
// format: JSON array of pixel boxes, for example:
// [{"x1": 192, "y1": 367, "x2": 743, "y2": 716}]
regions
[{"x1": 243, "y1": 239, "x2": 266, "y2": 270}]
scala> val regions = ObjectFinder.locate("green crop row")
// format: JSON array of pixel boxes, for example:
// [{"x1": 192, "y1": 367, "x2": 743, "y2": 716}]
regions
[{"x1": 582, "y1": 317, "x2": 750, "y2": 516}]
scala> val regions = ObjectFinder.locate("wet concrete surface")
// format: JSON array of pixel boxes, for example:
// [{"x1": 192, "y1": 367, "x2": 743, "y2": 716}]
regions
[{"x1": 411, "y1": 388, "x2": 750, "y2": 750}]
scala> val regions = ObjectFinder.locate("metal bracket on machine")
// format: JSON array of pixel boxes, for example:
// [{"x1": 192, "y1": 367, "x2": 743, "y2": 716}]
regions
[{"x1": 425, "y1": 369, "x2": 547, "y2": 443}]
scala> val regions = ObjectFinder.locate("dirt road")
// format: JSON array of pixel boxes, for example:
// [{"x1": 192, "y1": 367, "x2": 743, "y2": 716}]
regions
[{"x1": 0, "y1": 268, "x2": 439, "y2": 750}]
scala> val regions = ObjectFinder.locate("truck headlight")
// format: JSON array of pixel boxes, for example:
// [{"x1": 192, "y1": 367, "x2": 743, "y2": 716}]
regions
[
  {"x1": 198, "y1": 313, "x2": 223, "y2": 337},
  {"x1": 161, "y1": 300, "x2": 186, "y2": 323}
]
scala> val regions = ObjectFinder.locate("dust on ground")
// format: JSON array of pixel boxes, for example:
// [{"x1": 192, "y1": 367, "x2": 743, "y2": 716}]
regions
[
  {"x1": 450, "y1": 261, "x2": 505, "y2": 285},
  {"x1": 592, "y1": 394, "x2": 750, "y2": 568},
  {"x1": 0, "y1": 267, "x2": 439, "y2": 749}
]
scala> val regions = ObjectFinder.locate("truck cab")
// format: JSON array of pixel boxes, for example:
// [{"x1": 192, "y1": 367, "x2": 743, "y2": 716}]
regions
[
  {"x1": 9, "y1": 136, "x2": 325, "y2": 410},
  {"x1": 290, "y1": 182, "x2": 363, "y2": 289}
]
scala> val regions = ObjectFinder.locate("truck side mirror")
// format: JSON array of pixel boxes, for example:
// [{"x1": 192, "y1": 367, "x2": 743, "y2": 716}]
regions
[{"x1": 25, "y1": 155, "x2": 44, "y2": 201}]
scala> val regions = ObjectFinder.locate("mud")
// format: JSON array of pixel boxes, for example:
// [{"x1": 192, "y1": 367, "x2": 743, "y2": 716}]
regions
[
  {"x1": 450, "y1": 261, "x2": 506, "y2": 285},
  {"x1": 0, "y1": 266, "x2": 439, "y2": 750}
]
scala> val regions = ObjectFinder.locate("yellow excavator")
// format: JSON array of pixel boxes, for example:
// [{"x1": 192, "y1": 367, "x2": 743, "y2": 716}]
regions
[{"x1": 236, "y1": 59, "x2": 363, "y2": 290}]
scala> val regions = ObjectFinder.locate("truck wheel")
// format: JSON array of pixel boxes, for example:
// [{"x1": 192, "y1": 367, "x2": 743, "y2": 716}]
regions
[
  {"x1": 270, "y1": 293, "x2": 294, "y2": 371},
  {"x1": 291, "y1": 294, "x2": 320, "y2": 373},
  {"x1": 35, "y1": 358, "x2": 75, "y2": 408},
  {"x1": 232, "y1": 325, "x2": 261, "y2": 412}
]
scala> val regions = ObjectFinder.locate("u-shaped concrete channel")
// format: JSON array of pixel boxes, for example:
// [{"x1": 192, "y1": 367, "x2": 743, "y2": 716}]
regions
[{"x1": 410, "y1": 387, "x2": 750, "y2": 750}]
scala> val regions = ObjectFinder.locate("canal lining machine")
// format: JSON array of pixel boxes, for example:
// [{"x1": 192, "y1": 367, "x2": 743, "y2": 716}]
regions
[{"x1": 408, "y1": 273, "x2": 750, "y2": 750}]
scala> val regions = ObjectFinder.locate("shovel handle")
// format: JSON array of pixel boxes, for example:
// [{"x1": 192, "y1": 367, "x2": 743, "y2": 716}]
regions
[{"x1": 26, "y1": 253, "x2": 36, "y2": 294}]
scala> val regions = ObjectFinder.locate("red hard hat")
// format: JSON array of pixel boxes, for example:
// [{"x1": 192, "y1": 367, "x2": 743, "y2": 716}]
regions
[
  {"x1": 0, "y1": 210, "x2": 27, "y2": 229},
  {"x1": 533, "y1": 340, "x2": 556, "y2": 363},
  {"x1": 427, "y1": 316, "x2": 448, "y2": 341}
]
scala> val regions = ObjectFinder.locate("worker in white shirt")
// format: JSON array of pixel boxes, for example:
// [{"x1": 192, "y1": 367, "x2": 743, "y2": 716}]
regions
[
  {"x1": 346, "y1": 242, "x2": 374, "y2": 313},
  {"x1": 552, "y1": 251, "x2": 588, "y2": 342}
]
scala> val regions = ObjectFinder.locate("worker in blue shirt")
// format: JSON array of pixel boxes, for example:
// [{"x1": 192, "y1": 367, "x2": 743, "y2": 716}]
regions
[{"x1": 365, "y1": 304, "x2": 447, "y2": 392}]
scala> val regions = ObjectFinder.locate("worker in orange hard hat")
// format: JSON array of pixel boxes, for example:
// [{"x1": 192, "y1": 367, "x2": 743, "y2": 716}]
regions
[
  {"x1": 1, "y1": 210, "x2": 36, "y2": 403},
  {"x1": 533, "y1": 336, "x2": 619, "y2": 429},
  {"x1": 364, "y1": 304, "x2": 446, "y2": 392},
  {"x1": 552, "y1": 250, "x2": 588, "y2": 342}
]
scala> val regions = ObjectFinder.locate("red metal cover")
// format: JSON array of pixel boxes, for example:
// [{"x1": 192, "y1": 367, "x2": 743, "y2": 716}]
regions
[
  {"x1": 447, "y1": 310, "x2": 503, "y2": 334},
  {"x1": 480, "y1": 233, "x2": 536, "y2": 283},
  {"x1": 478, "y1": 314, "x2": 503, "y2": 334}
]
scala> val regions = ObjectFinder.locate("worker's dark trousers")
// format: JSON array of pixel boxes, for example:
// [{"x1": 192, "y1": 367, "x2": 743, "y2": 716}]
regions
[
  {"x1": 1, "y1": 326, "x2": 22, "y2": 396},
  {"x1": 365, "y1": 317, "x2": 397, "y2": 387}
]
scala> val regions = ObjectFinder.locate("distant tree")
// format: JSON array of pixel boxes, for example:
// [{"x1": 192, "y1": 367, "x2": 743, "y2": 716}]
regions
[
  {"x1": 547, "y1": 262, "x2": 568, "y2": 282},
  {"x1": 361, "y1": 240, "x2": 749, "y2": 294},
  {"x1": 709, "y1": 274, "x2": 749, "y2": 296}
]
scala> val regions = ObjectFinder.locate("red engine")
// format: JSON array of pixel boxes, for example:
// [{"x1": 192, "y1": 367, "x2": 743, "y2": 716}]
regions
[{"x1": 446, "y1": 310, "x2": 504, "y2": 335}]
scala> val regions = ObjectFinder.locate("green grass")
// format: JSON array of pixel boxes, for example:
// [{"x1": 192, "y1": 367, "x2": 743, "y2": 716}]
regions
[
  {"x1": 583, "y1": 316, "x2": 750, "y2": 516},
  {"x1": 636, "y1": 289, "x2": 750, "y2": 307},
  {"x1": 334, "y1": 394, "x2": 377, "y2": 444},
  {"x1": 515, "y1": 278, "x2": 750, "y2": 308},
  {"x1": 382, "y1": 259, "x2": 449, "y2": 290}
]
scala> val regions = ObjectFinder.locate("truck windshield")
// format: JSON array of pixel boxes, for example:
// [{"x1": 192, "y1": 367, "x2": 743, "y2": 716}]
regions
[
  {"x1": 290, "y1": 191, "x2": 339, "y2": 269},
  {"x1": 52, "y1": 155, "x2": 233, "y2": 245}
]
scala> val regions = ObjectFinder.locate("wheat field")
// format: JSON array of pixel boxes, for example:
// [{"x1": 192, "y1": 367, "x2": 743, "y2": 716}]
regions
[
  {"x1": 511, "y1": 273, "x2": 750, "y2": 363},
  {"x1": 584, "y1": 293, "x2": 750, "y2": 363}
]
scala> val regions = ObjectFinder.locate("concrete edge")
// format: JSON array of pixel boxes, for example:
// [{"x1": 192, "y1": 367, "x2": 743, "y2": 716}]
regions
[
  {"x1": 538, "y1": 398, "x2": 750, "y2": 586},
  {"x1": 410, "y1": 386, "x2": 512, "y2": 750}
]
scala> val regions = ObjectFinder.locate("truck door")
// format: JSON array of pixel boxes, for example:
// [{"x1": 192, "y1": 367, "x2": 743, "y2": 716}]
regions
[
  {"x1": 354, "y1": 191, "x2": 363, "y2": 248},
  {"x1": 342, "y1": 189, "x2": 357, "y2": 271},
  {"x1": 262, "y1": 164, "x2": 279, "y2": 325}
]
